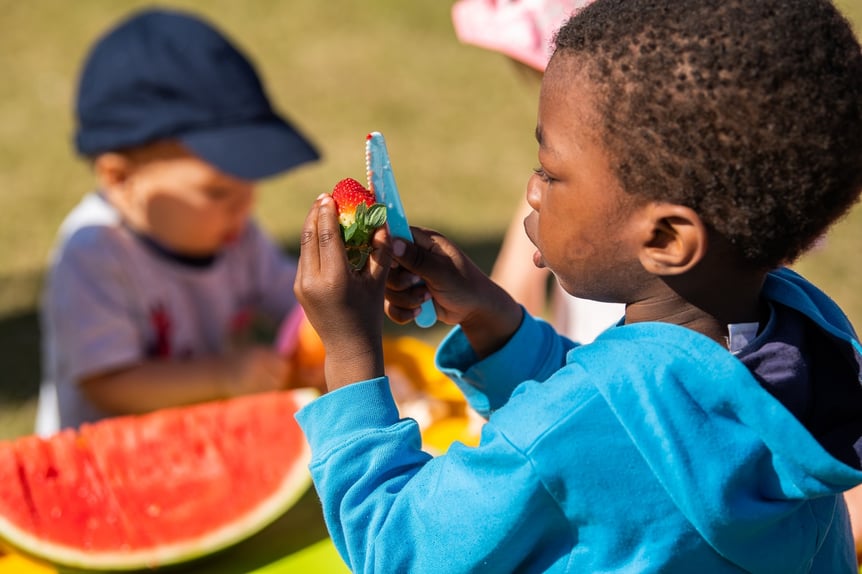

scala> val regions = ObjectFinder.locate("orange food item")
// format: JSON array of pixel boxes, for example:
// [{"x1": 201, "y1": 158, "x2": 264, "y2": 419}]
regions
[
  {"x1": 275, "y1": 307, "x2": 482, "y2": 453},
  {"x1": 294, "y1": 315, "x2": 326, "y2": 370}
]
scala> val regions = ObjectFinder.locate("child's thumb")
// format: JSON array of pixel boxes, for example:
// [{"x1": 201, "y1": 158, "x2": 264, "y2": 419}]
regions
[
  {"x1": 389, "y1": 227, "x2": 455, "y2": 288},
  {"x1": 391, "y1": 237, "x2": 421, "y2": 272},
  {"x1": 390, "y1": 226, "x2": 438, "y2": 272}
]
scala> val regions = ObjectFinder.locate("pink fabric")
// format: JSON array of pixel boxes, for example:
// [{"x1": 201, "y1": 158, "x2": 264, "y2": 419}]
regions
[
  {"x1": 275, "y1": 304, "x2": 306, "y2": 356},
  {"x1": 451, "y1": 0, "x2": 594, "y2": 71}
]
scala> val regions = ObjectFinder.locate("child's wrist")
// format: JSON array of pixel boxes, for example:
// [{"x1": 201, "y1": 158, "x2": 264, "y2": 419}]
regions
[
  {"x1": 322, "y1": 343, "x2": 385, "y2": 391},
  {"x1": 461, "y1": 290, "x2": 523, "y2": 359}
]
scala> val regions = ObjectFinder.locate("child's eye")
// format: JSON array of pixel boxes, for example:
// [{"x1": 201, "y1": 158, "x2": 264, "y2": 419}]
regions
[
  {"x1": 205, "y1": 187, "x2": 232, "y2": 201},
  {"x1": 532, "y1": 166, "x2": 554, "y2": 183}
]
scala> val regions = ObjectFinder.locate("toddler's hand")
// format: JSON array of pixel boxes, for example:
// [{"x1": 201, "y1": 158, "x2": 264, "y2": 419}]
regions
[{"x1": 222, "y1": 346, "x2": 289, "y2": 397}]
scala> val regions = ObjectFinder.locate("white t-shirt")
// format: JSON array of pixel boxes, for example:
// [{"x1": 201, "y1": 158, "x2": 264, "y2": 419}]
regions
[
  {"x1": 550, "y1": 282, "x2": 626, "y2": 343},
  {"x1": 36, "y1": 192, "x2": 298, "y2": 435}
]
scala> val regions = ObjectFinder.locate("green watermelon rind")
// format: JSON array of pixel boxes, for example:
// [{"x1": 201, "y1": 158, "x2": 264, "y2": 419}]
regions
[{"x1": 0, "y1": 389, "x2": 317, "y2": 572}]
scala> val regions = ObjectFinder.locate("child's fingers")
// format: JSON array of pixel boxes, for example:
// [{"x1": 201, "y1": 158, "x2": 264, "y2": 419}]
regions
[
  {"x1": 383, "y1": 229, "x2": 428, "y2": 324},
  {"x1": 385, "y1": 260, "x2": 423, "y2": 293},
  {"x1": 389, "y1": 228, "x2": 463, "y2": 299},
  {"x1": 368, "y1": 226, "x2": 393, "y2": 281},
  {"x1": 383, "y1": 298, "x2": 420, "y2": 325},
  {"x1": 296, "y1": 195, "x2": 347, "y2": 306},
  {"x1": 314, "y1": 195, "x2": 349, "y2": 272},
  {"x1": 389, "y1": 227, "x2": 449, "y2": 277},
  {"x1": 384, "y1": 282, "x2": 428, "y2": 311},
  {"x1": 389, "y1": 237, "x2": 425, "y2": 278},
  {"x1": 298, "y1": 196, "x2": 324, "y2": 276}
]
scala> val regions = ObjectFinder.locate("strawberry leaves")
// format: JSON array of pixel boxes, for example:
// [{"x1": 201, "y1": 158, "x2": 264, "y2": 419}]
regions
[{"x1": 331, "y1": 178, "x2": 387, "y2": 270}]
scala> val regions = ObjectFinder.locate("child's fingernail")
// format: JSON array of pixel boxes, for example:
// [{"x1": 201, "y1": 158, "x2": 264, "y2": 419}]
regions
[
  {"x1": 318, "y1": 194, "x2": 332, "y2": 204},
  {"x1": 393, "y1": 240, "x2": 405, "y2": 257}
]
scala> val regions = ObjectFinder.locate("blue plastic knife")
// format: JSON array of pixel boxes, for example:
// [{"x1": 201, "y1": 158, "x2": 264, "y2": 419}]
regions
[{"x1": 366, "y1": 131, "x2": 437, "y2": 328}]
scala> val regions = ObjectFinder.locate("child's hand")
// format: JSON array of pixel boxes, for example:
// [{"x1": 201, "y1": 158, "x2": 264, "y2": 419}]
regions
[
  {"x1": 222, "y1": 346, "x2": 290, "y2": 396},
  {"x1": 294, "y1": 195, "x2": 390, "y2": 391},
  {"x1": 386, "y1": 227, "x2": 523, "y2": 358}
]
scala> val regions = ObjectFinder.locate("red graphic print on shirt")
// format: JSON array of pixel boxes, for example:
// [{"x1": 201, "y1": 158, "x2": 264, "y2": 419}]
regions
[
  {"x1": 149, "y1": 304, "x2": 172, "y2": 357},
  {"x1": 228, "y1": 306, "x2": 254, "y2": 350}
]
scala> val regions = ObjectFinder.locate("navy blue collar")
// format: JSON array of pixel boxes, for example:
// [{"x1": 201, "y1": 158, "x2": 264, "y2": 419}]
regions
[{"x1": 133, "y1": 231, "x2": 218, "y2": 268}]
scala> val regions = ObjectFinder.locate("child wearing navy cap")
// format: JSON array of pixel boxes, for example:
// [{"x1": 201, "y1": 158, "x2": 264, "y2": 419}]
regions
[{"x1": 36, "y1": 8, "x2": 321, "y2": 435}]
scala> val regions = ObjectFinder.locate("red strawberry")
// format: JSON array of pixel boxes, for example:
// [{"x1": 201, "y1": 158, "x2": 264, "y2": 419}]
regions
[
  {"x1": 330, "y1": 178, "x2": 387, "y2": 270},
  {"x1": 331, "y1": 178, "x2": 376, "y2": 228}
]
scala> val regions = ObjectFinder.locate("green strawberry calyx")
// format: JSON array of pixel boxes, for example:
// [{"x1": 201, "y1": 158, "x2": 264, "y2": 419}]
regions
[{"x1": 342, "y1": 201, "x2": 387, "y2": 270}]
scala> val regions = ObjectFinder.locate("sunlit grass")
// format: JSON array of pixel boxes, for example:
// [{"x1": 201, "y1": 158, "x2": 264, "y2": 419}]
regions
[{"x1": 1, "y1": 1, "x2": 860, "y2": 439}]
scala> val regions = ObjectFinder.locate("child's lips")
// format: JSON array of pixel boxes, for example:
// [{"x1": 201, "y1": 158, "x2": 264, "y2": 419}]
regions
[
  {"x1": 532, "y1": 250, "x2": 546, "y2": 268},
  {"x1": 523, "y1": 217, "x2": 544, "y2": 267}
]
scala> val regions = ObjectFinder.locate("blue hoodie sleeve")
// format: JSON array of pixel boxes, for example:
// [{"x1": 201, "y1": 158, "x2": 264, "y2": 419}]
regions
[
  {"x1": 295, "y1": 377, "x2": 572, "y2": 573},
  {"x1": 435, "y1": 311, "x2": 575, "y2": 418}
]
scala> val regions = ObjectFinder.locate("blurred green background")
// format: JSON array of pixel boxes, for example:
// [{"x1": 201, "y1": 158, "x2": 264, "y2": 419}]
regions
[{"x1": 1, "y1": 0, "x2": 860, "y2": 440}]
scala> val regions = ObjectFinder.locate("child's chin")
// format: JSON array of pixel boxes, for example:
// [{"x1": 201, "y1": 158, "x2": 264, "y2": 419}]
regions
[{"x1": 221, "y1": 230, "x2": 242, "y2": 246}]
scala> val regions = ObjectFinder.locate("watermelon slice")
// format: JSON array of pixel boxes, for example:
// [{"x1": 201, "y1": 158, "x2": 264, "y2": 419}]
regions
[{"x1": 0, "y1": 389, "x2": 316, "y2": 571}]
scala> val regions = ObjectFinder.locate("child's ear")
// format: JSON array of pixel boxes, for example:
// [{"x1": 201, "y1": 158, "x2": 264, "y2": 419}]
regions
[
  {"x1": 637, "y1": 203, "x2": 707, "y2": 276},
  {"x1": 93, "y1": 152, "x2": 132, "y2": 192}
]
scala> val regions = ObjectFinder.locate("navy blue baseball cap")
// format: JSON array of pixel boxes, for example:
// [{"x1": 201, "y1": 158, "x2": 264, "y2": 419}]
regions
[{"x1": 74, "y1": 8, "x2": 320, "y2": 181}]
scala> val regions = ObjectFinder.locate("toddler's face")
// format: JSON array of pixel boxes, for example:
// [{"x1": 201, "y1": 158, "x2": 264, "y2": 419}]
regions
[
  {"x1": 524, "y1": 54, "x2": 649, "y2": 304},
  {"x1": 113, "y1": 143, "x2": 256, "y2": 256}
]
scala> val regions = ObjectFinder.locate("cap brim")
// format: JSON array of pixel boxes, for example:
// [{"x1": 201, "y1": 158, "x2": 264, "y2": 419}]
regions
[{"x1": 180, "y1": 118, "x2": 320, "y2": 181}]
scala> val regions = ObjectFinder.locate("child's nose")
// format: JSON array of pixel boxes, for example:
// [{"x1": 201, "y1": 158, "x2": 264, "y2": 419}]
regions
[
  {"x1": 231, "y1": 188, "x2": 255, "y2": 216},
  {"x1": 526, "y1": 175, "x2": 542, "y2": 211}
]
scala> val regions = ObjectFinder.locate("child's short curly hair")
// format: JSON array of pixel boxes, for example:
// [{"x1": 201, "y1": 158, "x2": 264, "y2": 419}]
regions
[{"x1": 554, "y1": 0, "x2": 862, "y2": 269}]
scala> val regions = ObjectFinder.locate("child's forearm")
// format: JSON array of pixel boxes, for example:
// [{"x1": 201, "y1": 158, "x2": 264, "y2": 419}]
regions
[{"x1": 78, "y1": 356, "x2": 246, "y2": 415}]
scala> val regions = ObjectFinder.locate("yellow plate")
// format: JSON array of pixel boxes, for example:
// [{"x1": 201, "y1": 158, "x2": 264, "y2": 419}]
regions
[{"x1": 0, "y1": 553, "x2": 54, "y2": 574}]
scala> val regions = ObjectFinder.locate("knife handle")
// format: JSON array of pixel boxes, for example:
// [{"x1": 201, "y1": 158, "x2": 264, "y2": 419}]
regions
[{"x1": 416, "y1": 300, "x2": 437, "y2": 328}]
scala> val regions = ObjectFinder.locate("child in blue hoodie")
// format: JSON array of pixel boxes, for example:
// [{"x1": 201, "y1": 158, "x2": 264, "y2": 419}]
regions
[{"x1": 294, "y1": 0, "x2": 862, "y2": 571}]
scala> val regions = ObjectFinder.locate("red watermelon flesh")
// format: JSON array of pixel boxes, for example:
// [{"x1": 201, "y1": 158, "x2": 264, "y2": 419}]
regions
[
  {"x1": 12, "y1": 431, "x2": 144, "y2": 552},
  {"x1": 0, "y1": 389, "x2": 315, "y2": 571}
]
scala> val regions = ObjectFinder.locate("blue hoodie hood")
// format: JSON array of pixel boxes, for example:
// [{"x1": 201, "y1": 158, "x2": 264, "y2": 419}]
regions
[{"x1": 579, "y1": 268, "x2": 862, "y2": 572}]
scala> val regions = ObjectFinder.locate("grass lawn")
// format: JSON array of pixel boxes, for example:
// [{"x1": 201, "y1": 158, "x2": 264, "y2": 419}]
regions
[{"x1": 1, "y1": 0, "x2": 861, "y2": 440}]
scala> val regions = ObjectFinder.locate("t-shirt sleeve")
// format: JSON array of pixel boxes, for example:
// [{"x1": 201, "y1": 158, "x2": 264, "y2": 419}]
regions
[
  {"x1": 244, "y1": 222, "x2": 298, "y2": 322},
  {"x1": 44, "y1": 228, "x2": 143, "y2": 385}
]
